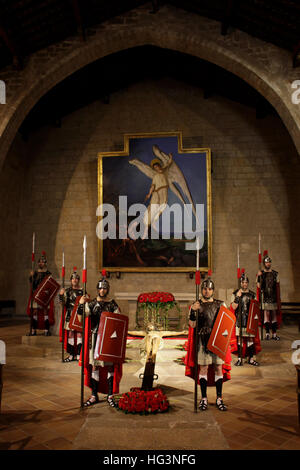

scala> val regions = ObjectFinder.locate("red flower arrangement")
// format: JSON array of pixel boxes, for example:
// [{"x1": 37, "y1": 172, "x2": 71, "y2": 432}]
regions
[
  {"x1": 117, "y1": 387, "x2": 169, "y2": 414},
  {"x1": 137, "y1": 292, "x2": 175, "y2": 304},
  {"x1": 136, "y1": 291, "x2": 180, "y2": 329}
]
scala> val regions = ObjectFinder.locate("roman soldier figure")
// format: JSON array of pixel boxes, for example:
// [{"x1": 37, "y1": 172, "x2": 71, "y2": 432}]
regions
[
  {"x1": 185, "y1": 277, "x2": 231, "y2": 412},
  {"x1": 230, "y1": 274, "x2": 261, "y2": 366},
  {"x1": 26, "y1": 252, "x2": 55, "y2": 336},
  {"x1": 257, "y1": 254, "x2": 282, "y2": 340},
  {"x1": 78, "y1": 273, "x2": 122, "y2": 408},
  {"x1": 59, "y1": 268, "x2": 84, "y2": 362}
]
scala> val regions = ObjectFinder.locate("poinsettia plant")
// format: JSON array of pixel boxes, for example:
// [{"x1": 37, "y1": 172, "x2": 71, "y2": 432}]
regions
[
  {"x1": 136, "y1": 291, "x2": 180, "y2": 329},
  {"x1": 117, "y1": 387, "x2": 169, "y2": 415}
]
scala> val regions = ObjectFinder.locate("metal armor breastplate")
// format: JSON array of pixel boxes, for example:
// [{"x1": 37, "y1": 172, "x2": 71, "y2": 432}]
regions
[
  {"x1": 198, "y1": 299, "x2": 222, "y2": 353},
  {"x1": 65, "y1": 288, "x2": 83, "y2": 319},
  {"x1": 33, "y1": 271, "x2": 50, "y2": 291},
  {"x1": 199, "y1": 300, "x2": 221, "y2": 330},
  {"x1": 236, "y1": 291, "x2": 254, "y2": 328},
  {"x1": 262, "y1": 271, "x2": 277, "y2": 303},
  {"x1": 90, "y1": 299, "x2": 117, "y2": 332}
]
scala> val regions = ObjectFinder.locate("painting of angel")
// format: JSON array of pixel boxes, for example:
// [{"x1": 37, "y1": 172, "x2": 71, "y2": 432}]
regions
[{"x1": 98, "y1": 132, "x2": 212, "y2": 272}]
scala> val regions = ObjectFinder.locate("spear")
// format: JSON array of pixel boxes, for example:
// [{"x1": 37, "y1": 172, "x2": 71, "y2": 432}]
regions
[
  {"x1": 258, "y1": 234, "x2": 264, "y2": 340},
  {"x1": 28, "y1": 232, "x2": 35, "y2": 336},
  {"x1": 237, "y1": 244, "x2": 240, "y2": 281},
  {"x1": 194, "y1": 237, "x2": 201, "y2": 413},
  {"x1": 80, "y1": 235, "x2": 87, "y2": 409},
  {"x1": 235, "y1": 245, "x2": 243, "y2": 363},
  {"x1": 61, "y1": 249, "x2": 65, "y2": 363},
  {"x1": 239, "y1": 267, "x2": 245, "y2": 366},
  {"x1": 258, "y1": 233, "x2": 262, "y2": 269}
]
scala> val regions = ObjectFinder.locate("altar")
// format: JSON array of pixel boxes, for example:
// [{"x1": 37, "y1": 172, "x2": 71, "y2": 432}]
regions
[
  {"x1": 114, "y1": 291, "x2": 196, "y2": 330},
  {"x1": 114, "y1": 289, "x2": 234, "y2": 330}
]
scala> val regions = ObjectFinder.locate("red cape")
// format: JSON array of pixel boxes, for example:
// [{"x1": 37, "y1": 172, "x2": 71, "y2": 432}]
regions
[
  {"x1": 229, "y1": 305, "x2": 262, "y2": 357},
  {"x1": 257, "y1": 285, "x2": 282, "y2": 328},
  {"x1": 184, "y1": 326, "x2": 231, "y2": 386},
  {"x1": 79, "y1": 315, "x2": 122, "y2": 394},
  {"x1": 26, "y1": 293, "x2": 55, "y2": 329}
]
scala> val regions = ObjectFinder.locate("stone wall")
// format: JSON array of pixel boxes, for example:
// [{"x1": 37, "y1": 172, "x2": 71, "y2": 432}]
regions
[
  {"x1": 0, "y1": 3, "x2": 300, "y2": 169},
  {"x1": 1, "y1": 76, "x2": 299, "y2": 323}
]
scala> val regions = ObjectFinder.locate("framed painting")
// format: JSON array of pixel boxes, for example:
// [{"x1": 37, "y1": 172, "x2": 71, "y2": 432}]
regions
[{"x1": 97, "y1": 132, "x2": 212, "y2": 272}]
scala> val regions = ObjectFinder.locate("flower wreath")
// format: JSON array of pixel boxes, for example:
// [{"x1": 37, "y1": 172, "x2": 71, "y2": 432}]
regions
[{"x1": 117, "y1": 387, "x2": 169, "y2": 415}]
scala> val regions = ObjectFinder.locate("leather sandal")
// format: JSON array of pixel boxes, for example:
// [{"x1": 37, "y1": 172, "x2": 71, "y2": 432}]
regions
[
  {"x1": 216, "y1": 398, "x2": 227, "y2": 411},
  {"x1": 198, "y1": 399, "x2": 208, "y2": 411},
  {"x1": 248, "y1": 358, "x2": 259, "y2": 366},
  {"x1": 235, "y1": 358, "x2": 243, "y2": 366},
  {"x1": 107, "y1": 396, "x2": 116, "y2": 408},
  {"x1": 272, "y1": 335, "x2": 280, "y2": 341},
  {"x1": 63, "y1": 356, "x2": 75, "y2": 363},
  {"x1": 83, "y1": 395, "x2": 99, "y2": 407}
]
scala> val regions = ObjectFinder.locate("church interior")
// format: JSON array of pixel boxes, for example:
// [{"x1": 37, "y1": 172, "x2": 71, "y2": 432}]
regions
[{"x1": 0, "y1": 0, "x2": 300, "y2": 453}]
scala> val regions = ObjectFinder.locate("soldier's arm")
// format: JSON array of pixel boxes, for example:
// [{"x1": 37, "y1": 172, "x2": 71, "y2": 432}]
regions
[
  {"x1": 256, "y1": 270, "x2": 262, "y2": 287},
  {"x1": 188, "y1": 302, "x2": 202, "y2": 328},
  {"x1": 85, "y1": 298, "x2": 96, "y2": 317},
  {"x1": 59, "y1": 288, "x2": 67, "y2": 303},
  {"x1": 112, "y1": 300, "x2": 121, "y2": 314},
  {"x1": 231, "y1": 291, "x2": 241, "y2": 310},
  {"x1": 78, "y1": 295, "x2": 92, "y2": 316}
]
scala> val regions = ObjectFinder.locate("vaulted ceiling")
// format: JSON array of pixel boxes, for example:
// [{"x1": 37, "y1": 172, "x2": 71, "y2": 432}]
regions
[{"x1": 0, "y1": 0, "x2": 299, "y2": 71}]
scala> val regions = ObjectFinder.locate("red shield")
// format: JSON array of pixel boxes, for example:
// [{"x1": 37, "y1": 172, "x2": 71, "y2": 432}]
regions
[
  {"x1": 94, "y1": 312, "x2": 128, "y2": 364},
  {"x1": 246, "y1": 299, "x2": 260, "y2": 335},
  {"x1": 33, "y1": 275, "x2": 60, "y2": 308},
  {"x1": 68, "y1": 297, "x2": 83, "y2": 333},
  {"x1": 207, "y1": 305, "x2": 236, "y2": 361}
]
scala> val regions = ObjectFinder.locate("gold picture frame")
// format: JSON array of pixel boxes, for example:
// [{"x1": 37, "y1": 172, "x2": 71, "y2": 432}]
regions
[{"x1": 97, "y1": 131, "x2": 212, "y2": 272}]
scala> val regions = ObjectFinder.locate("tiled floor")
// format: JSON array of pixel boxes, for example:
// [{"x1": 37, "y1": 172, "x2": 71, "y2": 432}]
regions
[{"x1": 0, "y1": 318, "x2": 300, "y2": 450}]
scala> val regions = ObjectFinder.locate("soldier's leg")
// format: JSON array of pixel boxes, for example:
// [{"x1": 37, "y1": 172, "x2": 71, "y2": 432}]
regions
[
  {"x1": 107, "y1": 365, "x2": 116, "y2": 408},
  {"x1": 247, "y1": 340, "x2": 259, "y2": 366},
  {"x1": 76, "y1": 333, "x2": 82, "y2": 360},
  {"x1": 264, "y1": 311, "x2": 271, "y2": 340},
  {"x1": 64, "y1": 331, "x2": 75, "y2": 362},
  {"x1": 199, "y1": 365, "x2": 208, "y2": 411},
  {"x1": 44, "y1": 313, "x2": 51, "y2": 336},
  {"x1": 270, "y1": 310, "x2": 280, "y2": 340},
  {"x1": 31, "y1": 309, "x2": 38, "y2": 335},
  {"x1": 84, "y1": 367, "x2": 99, "y2": 406},
  {"x1": 215, "y1": 363, "x2": 227, "y2": 411},
  {"x1": 235, "y1": 329, "x2": 243, "y2": 366}
]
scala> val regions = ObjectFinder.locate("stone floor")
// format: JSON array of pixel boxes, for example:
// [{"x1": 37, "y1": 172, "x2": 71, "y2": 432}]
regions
[{"x1": 0, "y1": 318, "x2": 300, "y2": 450}]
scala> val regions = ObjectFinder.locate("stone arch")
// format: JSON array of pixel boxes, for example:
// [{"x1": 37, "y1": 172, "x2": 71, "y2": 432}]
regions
[{"x1": 0, "y1": 8, "x2": 299, "y2": 170}]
